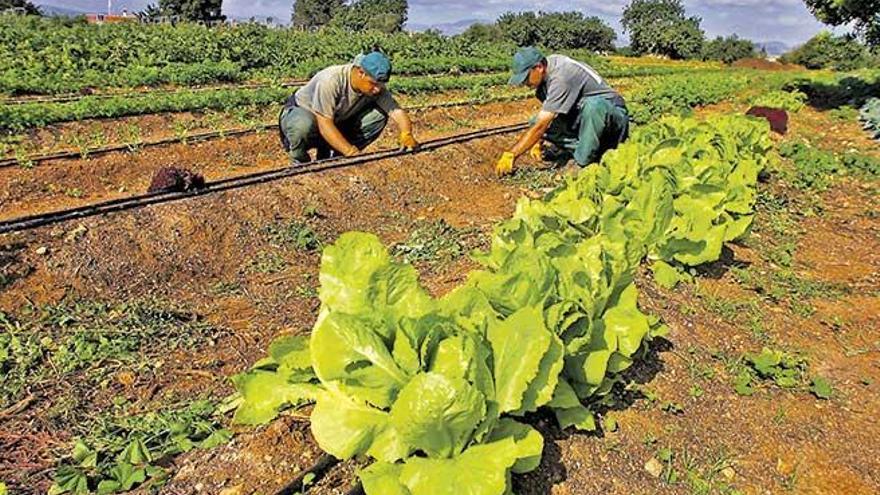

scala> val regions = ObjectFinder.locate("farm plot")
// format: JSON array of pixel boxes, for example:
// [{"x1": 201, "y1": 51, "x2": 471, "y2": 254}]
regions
[
  {"x1": 1, "y1": 57, "x2": 879, "y2": 495},
  {"x1": 0, "y1": 69, "x2": 803, "y2": 226}
]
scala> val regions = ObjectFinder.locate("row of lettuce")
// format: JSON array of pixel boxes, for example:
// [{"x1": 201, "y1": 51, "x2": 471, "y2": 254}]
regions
[
  {"x1": 222, "y1": 113, "x2": 775, "y2": 495},
  {"x1": 0, "y1": 68, "x2": 772, "y2": 134}
]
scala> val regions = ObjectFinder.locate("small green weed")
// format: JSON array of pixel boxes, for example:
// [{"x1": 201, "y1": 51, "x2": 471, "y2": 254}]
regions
[
  {"x1": 841, "y1": 153, "x2": 880, "y2": 178},
  {"x1": 50, "y1": 400, "x2": 231, "y2": 495},
  {"x1": 248, "y1": 251, "x2": 288, "y2": 274},
  {"x1": 210, "y1": 280, "x2": 244, "y2": 296},
  {"x1": 0, "y1": 299, "x2": 220, "y2": 409},
  {"x1": 809, "y1": 376, "x2": 833, "y2": 399},
  {"x1": 731, "y1": 266, "x2": 846, "y2": 308},
  {"x1": 264, "y1": 219, "x2": 322, "y2": 252},
  {"x1": 827, "y1": 106, "x2": 858, "y2": 121},
  {"x1": 501, "y1": 166, "x2": 558, "y2": 191},
  {"x1": 732, "y1": 347, "x2": 821, "y2": 396},
  {"x1": 652, "y1": 446, "x2": 742, "y2": 495},
  {"x1": 393, "y1": 219, "x2": 474, "y2": 267},
  {"x1": 777, "y1": 141, "x2": 840, "y2": 191}
]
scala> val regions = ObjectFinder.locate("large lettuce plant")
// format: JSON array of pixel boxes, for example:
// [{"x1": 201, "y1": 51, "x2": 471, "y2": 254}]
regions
[{"x1": 231, "y1": 114, "x2": 774, "y2": 494}]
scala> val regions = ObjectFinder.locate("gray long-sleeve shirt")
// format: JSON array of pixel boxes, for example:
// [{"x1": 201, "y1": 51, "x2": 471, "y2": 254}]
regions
[
  {"x1": 294, "y1": 64, "x2": 400, "y2": 122},
  {"x1": 537, "y1": 55, "x2": 620, "y2": 116}
]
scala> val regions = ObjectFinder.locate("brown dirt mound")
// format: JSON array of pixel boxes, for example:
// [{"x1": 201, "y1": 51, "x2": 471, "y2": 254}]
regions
[{"x1": 732, "y1": 58, "x2": 802, "y2": 71}]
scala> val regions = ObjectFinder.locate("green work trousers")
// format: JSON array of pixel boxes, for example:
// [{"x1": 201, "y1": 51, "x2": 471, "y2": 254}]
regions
[
  {"x1": 538, "y1": 96, "x2": 630, "y2": 166},
  {"x1": 279, "y1": 104, "x2": 388, "y2": 163}
]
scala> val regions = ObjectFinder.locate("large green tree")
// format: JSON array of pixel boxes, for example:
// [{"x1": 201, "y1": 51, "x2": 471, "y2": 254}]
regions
[
  {"x1": 496, "y1": 11, "x2": 616, "y2": 51},
  {"x1": 291, "y1": 0, "x2": 344, "y2": 29},
  {"x1": 329, "y1": 0, "x2": 407, "y2": 33},
  {"x1": 802, "y1": 0, "x2": 880, "y2": 46},
  {"x1": 701, "y1": 35, "x2": 756, "y2": 64},
  {"x1": 159, "y1": 0, "x2": 225, "y2": 22},
  {"x1": 0, "y1": 0, "x2": 41, "y2": 15},
  {"x1": 781, "y1": 31, "x2": 876, "y2": 70},
  {"x1": 621, "y1": 0, "x2": 705, "y2": 59},
  {"x1": 460, "y1": 23, "x2": 505, "y2": 43}
]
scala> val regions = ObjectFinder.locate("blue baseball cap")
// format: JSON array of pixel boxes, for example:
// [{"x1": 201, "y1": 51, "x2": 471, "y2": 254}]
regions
[
  {"x1": 509, "y1": 47, "x2": 544, "y2": 85},
  {"x1": 357, "y1": 51, "x2": 392, "y2": 83}
]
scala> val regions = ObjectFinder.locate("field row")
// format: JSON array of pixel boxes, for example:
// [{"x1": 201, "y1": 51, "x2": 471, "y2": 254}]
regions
[{"x1": 0, "y1": 16, "x2": 721, "y2": 97}]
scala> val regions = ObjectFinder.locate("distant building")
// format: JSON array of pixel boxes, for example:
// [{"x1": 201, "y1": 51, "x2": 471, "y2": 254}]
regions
[{"x1": 85, "y1": 13, "x2": 137, "y2": 24}]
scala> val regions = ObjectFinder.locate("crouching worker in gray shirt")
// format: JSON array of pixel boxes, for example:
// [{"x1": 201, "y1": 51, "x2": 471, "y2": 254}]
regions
[
  {"x1": 279, "y1": 51, "x2": 419, "y2": 164},
  {"x1": 495, "y1": 47, "x2": 629, "y2": 175}
]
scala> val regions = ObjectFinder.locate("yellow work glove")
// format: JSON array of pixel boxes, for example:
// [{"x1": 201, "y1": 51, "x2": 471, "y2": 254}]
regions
[
  {"x1": 529, "y1": 142, "x2": 543, "y2": 161},
  {"x1": 399, "y1": 131, "x2": 420, "y2": 151},
  {"x1": 495, "y1": 151, "x2": 515, "y2": 176}
]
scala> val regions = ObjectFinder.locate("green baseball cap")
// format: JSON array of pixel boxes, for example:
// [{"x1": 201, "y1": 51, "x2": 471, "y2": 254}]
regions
[
  {"x1": 508, "y1": 47, "x2": 544, "y2": 85},
  {"x1": 357, "y1": 51, "x2": 392, "y2": 83}
]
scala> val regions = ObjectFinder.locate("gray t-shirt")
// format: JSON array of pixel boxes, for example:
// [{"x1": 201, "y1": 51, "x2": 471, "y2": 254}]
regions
[
  {"x1": 294, "y1": 64, "x2": 400, "y2": 122},
  {"x1": 537, "y1": 55, "x2": 618, "y2": 116}
]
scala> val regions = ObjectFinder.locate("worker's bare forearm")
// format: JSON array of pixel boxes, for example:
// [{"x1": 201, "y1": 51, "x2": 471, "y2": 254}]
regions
[
  {"x1": 509, "y1": 111, "x2": 555, "y2": 157},
  {"x1": 389, "y1": 108, "x2": 413, "y2": 135},
  {"x1": 316, "y1": 114, "x2": 358, "y2": 156}
]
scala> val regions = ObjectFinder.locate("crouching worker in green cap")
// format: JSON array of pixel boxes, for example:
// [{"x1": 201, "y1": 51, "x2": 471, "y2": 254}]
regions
[
  {"x1": 495, "y1": 47, "x2": 629, "y2": 175},
  {"x1": 278, "y1": 51, "x2": 420, "y2": 164}
]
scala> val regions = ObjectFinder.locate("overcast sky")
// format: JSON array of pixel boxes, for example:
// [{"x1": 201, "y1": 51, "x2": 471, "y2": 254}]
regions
[{"x1": 41, "y1": 0, "x2": 832, "y2": 46}]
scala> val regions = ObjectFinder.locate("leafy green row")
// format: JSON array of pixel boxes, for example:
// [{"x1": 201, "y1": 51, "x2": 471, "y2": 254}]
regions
[
  {"x1": 0, "y1": 17, "x2": 514, "y2": 95},
  {"x1": 0, "y1": 59, "x2": 247, "y2": 95},
  {"x1": 750, "y1": 90, "x2": 807, "y2": 113},
  {"x1": 0, "y1": 67, "x2": 759, "y2": 133},
  {"x1": 0, "y1": 86, "x2": 288, "y2": 133},
  {"x1": 230, "y1": 113, "x2": 774, "y2": 494},
  {"x1": 778, "y1": 140, "x2": 880, "y2": 190},
  {"x1": 627, "y1": 73, "x2": 750, "y2": 123},
  {"x1": 861, "y1": 97, "x2": 880, "y2": 140},
  {"x1": 0, "y1": 74, "x2": 511, "y2": 132},
  {"x1": 0, "y1": 16, "x2": 706, "y2": 96},
  {"x1": 0, "y1": 67, "x2": 707, "y2": 132}
]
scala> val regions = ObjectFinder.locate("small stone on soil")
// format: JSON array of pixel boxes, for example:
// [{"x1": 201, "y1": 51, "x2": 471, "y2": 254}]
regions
[
  {"x1": 35, "y1": 246, "x2": 48, "y2": 255},
  {"x1": 645, "y1": 457, "x2": 664, "y2": 477},
  {"x1": 219, "y1": 485, "x2": 243, "y2": 495},
  {"x1": 65, "y1": 225, "x2": 88, "y2": 243}
]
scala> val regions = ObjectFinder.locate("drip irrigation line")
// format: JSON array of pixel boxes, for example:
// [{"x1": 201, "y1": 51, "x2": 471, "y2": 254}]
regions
[
  {"x1": 0, "y1": 80, "x2": 309, "y2": 106},
  {"x1": 273, "y1": 454, "x2": 339, "y2": 495},
  {"x1": 0, "y1": 122, "x2": 528, "y2": 235},
  {"x1": 343, "y1": 483, "x2": 365, "y2": 495},
  {"x1": 0, "y1": 94, "x2": 532, "y2": 169}
]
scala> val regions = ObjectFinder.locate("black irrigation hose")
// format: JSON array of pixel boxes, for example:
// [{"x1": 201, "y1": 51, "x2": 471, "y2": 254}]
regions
[
  {"x1": 274, "y1": 454, "x2": 339, "y2": 495},
  {"x1": 0, "y1": 94, "x2": 532, "y2": 169},
  {"x1": 343, "y1": 483, "x2": 366, "y2": 495},
  {"x1": 0, "y1": 122, "x2": 528, "y2": 235}
]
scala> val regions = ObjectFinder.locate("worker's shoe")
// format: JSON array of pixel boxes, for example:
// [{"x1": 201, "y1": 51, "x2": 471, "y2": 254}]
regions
[{"x1": 541, "y1": 142, "x2": 572, "y2": 165}]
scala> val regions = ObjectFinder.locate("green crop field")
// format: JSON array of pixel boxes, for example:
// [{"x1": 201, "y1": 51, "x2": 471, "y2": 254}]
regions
[{"x1": 1, "y1": 3, "x2": 879, "y2": 495}]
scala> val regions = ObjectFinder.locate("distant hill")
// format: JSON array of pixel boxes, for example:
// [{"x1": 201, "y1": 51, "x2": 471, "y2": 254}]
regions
[
  {"x1": 756, "y1": 41, "x2": 790, "y2": 57},
  {"x1": 407, "y1": 19, "x2": 487, "y2": 35},
  {"x1": 37, "y1": 4, "x2": 87, "y2": 16}
]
